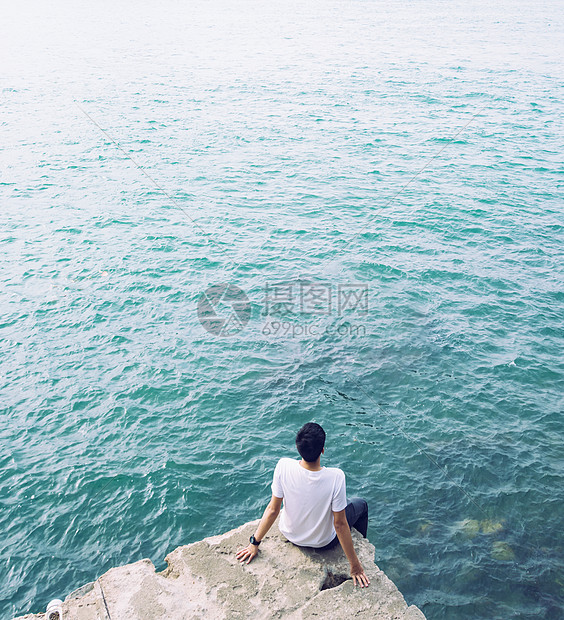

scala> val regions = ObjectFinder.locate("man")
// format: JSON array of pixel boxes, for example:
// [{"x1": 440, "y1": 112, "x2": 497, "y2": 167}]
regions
[{"x1": 236, "y1": 422, "x2": 370, "y2": 587}]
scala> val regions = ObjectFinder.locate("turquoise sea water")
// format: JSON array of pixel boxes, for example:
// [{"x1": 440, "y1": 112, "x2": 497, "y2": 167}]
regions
[{"x1": 1, "y1": 0, "x2": 563, "y2": 618}]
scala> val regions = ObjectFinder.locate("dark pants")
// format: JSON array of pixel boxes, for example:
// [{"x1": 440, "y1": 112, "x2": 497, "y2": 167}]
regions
[{"x1": 318, "y1": 497, "x2": 369, "y2": 550}]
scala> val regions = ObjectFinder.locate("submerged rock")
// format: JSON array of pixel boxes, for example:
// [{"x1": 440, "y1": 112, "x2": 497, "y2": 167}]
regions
[
  {"x1": 480, "y1": 520, "x2": 504, "y2": 535},
  {"x1": 491, "y1": 541, "x2": 515, "y2": 562},
  {"x1": 454, "y1": 518, "x2": 504, "y2": 538},
  {"x1": 416, "y1": 521, "x2": 433, "y2": 536},
  {"x1": 13, "y1": 519, "x2": 426, "y2": 619},
  {"x1": 456, "y1": 518, "x2": 481, "y2": 538}
]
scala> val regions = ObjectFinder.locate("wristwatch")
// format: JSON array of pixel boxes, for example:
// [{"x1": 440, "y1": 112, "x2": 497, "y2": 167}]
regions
[{"x1": 249, "y1": 535, "x2": 261, "y2": 546}]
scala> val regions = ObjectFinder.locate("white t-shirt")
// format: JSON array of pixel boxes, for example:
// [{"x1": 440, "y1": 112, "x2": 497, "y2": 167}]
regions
[{"x1": 271, "y1": 457, "x2": 347, "y2": 548}]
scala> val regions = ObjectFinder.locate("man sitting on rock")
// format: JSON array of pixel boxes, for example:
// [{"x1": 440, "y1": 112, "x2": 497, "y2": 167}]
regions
[{"x1": 236, "y1": 422, "x2": 370, "y2": 587}]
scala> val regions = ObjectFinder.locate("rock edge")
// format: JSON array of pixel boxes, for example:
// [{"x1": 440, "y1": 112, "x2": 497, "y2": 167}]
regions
[{"x1": 13, "y1": 519, "x2": 425, "y2": 619}]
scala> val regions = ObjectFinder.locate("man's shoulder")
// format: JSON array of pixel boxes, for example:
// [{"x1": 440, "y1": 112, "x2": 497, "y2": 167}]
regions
[
  {"x1": 323, "y1": 466, "x2": 346, "y2": 480},
  {"x1": 276, "y1": 457, "x2": 298, "y2": 469}
]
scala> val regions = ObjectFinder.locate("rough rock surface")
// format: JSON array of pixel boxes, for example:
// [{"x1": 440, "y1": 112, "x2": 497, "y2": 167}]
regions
[{"x1": 14, "y1": 519, "x2": 425, "y2": 619}]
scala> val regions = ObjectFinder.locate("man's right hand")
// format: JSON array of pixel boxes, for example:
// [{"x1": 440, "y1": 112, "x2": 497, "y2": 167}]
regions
[
  {"x1": 333, "y1": 509, "x2": 371, "y2": 588},
  {"x1": 350, "y1": 561, "x2": 370, "y2": 587}
]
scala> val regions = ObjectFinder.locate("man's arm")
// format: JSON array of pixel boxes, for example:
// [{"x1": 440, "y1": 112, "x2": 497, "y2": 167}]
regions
[
  {"x1": 236, "y1": 495, "x2": 282, "y2": 564},
  {"x1": 333, "y1": 509, "x2": 370, "y2": 587}
]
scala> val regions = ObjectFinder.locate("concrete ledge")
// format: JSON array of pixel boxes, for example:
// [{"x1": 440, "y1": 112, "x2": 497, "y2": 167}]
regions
[{"x1": 14, "y1": 520, "x2": 425, "y2": 619}]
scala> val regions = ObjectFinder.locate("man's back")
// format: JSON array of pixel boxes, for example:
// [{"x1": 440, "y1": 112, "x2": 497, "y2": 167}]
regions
[
  {"x1": 272, "y1": 457, "x2": 347, "y2": 547},
  {"x1": 236, "y1": 423, "x2": 370, "y2": 588}
]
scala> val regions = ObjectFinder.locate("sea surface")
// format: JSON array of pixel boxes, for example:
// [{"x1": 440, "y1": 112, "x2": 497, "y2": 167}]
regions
[{"x1": 1, "y1": 0, "x2": 563, "y2": 618}]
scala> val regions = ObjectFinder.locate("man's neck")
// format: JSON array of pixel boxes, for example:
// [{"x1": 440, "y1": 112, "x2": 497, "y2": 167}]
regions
[{"x1": 299, "y1": 458, "x2": 322, "y2": 471}]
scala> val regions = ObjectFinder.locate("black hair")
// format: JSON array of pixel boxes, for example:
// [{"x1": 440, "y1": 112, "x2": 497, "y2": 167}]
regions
[{"x1": 295, "y1": 422, "x2": 326, "y2": 462}]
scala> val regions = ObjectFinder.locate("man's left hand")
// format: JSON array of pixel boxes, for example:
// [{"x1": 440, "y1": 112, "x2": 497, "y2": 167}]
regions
[{"x1": 236, "y1": 543, "x2": 259, "y2": 564}]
